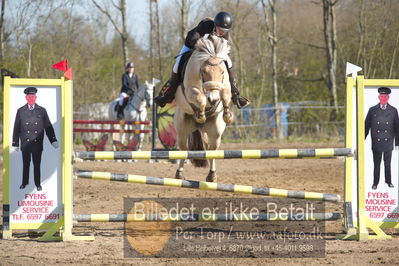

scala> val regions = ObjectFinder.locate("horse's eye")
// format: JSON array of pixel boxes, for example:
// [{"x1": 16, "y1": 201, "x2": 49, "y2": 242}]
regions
[{"x1": 221, "y1": 71, "x2": 224, "y2": 75}]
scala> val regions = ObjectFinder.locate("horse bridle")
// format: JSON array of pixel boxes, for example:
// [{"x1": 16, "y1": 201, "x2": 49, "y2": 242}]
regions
[
  {"x1": 200, "y1": 58, "x2": 225, "y2": 86},
  {"x1": 181, "y1": 58, "x2": 225, "y2": 118}
]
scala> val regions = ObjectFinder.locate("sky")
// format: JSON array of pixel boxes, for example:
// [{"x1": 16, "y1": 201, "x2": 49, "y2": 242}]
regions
[
  {"x1": 124, "y1": 0, "x2": 168, "y2": 49},
  {"x1": 123, "y1": 0, "x2": 210, "y2": 49},
  {"x1": 5, "y1": 0, "x2": 214, "y2": 49}
]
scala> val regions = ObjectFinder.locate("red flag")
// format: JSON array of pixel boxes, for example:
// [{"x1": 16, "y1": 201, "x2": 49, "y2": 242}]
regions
[
  {"x1": 52, "y1": 60, "x2": 68, "y2": 72},
  {"x1": 64, "y1": 67, "x2": 73, "y2": 80}
]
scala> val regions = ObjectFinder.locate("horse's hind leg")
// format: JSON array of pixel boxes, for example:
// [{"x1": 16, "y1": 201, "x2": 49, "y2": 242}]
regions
[
  {"x1": 205, "y1": 133, "x2": 221, "y2": 182},
  {"x1": 206, "y1": 138, "x2": 218, "y2": 182},
  {"x1": 206, "y1": 159, "x2": 217, "y2": 182},
  {"x1": 205, "y1": 114, "x2": 226, "y2": 182},
  {"x1": 175, "y1": 133, "x2": 188, "y2": 179},
  {"x1": 176, "y1": 158, "x2": 185, "y2": 179}
]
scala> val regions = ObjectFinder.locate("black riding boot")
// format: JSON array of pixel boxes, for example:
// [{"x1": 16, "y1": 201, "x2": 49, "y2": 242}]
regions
[
  {"x1": 227, "y1": 67, "x2": 250, "y2": 109},
  {"x1": 154, "y1": 72, "x2": 180, "y2": 107},
  {"x1": 117, "y1": 97, "x2": 129, "y2": 120}
]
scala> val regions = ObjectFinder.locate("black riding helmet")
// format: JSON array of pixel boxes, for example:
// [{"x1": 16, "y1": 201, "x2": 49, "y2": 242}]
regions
[
  {"x1": 214, "y1": 11, "x2": 233, "y2": 32},
  {"x1": 126, "y1": 62, "x2": 134, "y2": 68}
]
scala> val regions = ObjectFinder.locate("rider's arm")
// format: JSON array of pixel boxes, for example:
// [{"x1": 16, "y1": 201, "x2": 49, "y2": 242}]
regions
[
  {"x1": 135, "y1": 75, "x2": 140, "y2": 91},
  {"x1": 121, "y1": 73, "x2": 128, "y2": 90},
  {"x1": 185, "y1": 19, "x2": 215, "y2": 48}
]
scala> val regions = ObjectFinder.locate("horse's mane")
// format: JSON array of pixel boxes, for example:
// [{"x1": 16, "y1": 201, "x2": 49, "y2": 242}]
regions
[{"x1": 193, "y1": 34, "x2": 230, "y2": 64}]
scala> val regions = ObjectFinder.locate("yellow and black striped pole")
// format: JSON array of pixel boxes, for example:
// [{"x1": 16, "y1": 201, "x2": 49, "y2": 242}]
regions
[
  {"x1": 74, "y1": 212, "x2": 342, "y2": 222},
  {"x1": 75, "y1": 148, "x2": 352, "y2": 161},
  {"x1": 75, "y1": 170, "x2": 341, "y2": 202}
]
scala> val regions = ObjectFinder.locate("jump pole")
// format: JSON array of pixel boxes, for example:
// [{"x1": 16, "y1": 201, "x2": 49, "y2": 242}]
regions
[
  {"x1": 73, "y1": 128, "x2": 150, "y2": 134},
  {"x1": 73, "y1": 120, "x2": 151, "y2": 125},
  {"x1": 74, "y1": 213, "x2": 342, "y2": 223},
  {"x1": 75, "y1": 170, "x2": 341, "y2": 202},
  {"x1": 75, "y1": 148, "x2": 352, "y2": 161}
]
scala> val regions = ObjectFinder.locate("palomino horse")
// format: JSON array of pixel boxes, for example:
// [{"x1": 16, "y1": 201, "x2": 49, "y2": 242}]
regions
[
  {"x1": 108, "y1": 81, "x2": 154, "y2": 150},
  {"x1": 174, "y1": 34, "x2": 234, "y2": 182}
]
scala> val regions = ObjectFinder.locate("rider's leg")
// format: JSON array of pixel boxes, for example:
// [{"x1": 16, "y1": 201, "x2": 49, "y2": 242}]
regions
[
  {"x1": 117, "y1": 93, "x2": 129, "y2": 120},
  {"x1": 225, "y1": 59, "x2": 250, "y2": 109},
  {"x1": 154, "y1": 45, "x2": 190, "y2": 107},
  {"x1": 154, "y1": 72, "x2": 180, "y2": 108}
]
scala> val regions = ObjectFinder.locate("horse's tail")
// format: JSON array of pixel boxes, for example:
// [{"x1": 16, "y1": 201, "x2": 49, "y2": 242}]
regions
[{"x1": 188, "y1": 130, "x2": 209, "y2": 168}]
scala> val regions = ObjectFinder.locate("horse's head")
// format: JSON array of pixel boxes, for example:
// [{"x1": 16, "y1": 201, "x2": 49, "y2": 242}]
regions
[
  {"x1": 194, "y1": 34, "x2": 230, "y2": 106},
  {"x1": 200, "y1": 57, "x2": 226, "y2": 105},
  {"x1": 143, "y1": 81, "x2": 154, "y2": 108},
  {"x1": 126, "y1": 81, "x2": 154, "y2": 114}
]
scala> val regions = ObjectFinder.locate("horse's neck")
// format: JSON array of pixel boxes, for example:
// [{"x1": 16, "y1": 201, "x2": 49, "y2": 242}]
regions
[
  {"x1": 183, "y1": 56, "x2": 202, "y2": 89},
  {"x1": 129, "y1": 87, "x2": 146, "y2": 110}
]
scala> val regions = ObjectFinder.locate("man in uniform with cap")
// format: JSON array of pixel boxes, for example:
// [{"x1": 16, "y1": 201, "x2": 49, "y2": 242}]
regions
[
  {"x1": 117, "y1": 62, "x2": 140, "y2": 120},
  {"x1": 365, "y1": 86, "x2": 399, "y2": 190},
  {"x1": 12, "y1": 87, "x2": 59, "y2": 191}
]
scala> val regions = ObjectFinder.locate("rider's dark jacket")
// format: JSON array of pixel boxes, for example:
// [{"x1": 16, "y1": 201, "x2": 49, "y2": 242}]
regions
[
  {"x1": 184, "y1": 18, "x2": 229, "y2": 49},
  {"x1": 120, "y1": 72, "x2": 139, "y2": 96}
]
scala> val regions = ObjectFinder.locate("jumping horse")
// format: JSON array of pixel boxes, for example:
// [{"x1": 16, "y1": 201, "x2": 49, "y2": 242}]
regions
[{"x1": 174, "y1": 34, "x2": 234, "y2": 182}]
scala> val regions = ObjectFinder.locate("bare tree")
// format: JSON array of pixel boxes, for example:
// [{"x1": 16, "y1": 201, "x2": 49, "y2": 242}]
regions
[
  {"x1": 6, "y1": 0, "x2": 65, "y2": 77},
  {"x1": 261, "y1": 0, "x2": 281, "y2": 139},
  {"x1": 149, "y1": 0, "x2": 154, "y2": 78},
  {"x1": 321, "y1": 0, "x2": 339, "y2": 121},
  {"x1": 0, "y1": 0, "x2": 5, "y2": 61},
  {"x1": 91, "y1": 0, "x2": 129, "y2": 66},
  {"x1": 225, "y1": 1, "x2": 253, "y2": 95},
  {"x1": 179, "y1": 0, "x2": 188, "y2": 43},
  {"x1": 389, "y1": 31, "x2": 399, "y2": 79},
  {"x1": 155, "y1": 0, "x2": 163, "y2": 82}
]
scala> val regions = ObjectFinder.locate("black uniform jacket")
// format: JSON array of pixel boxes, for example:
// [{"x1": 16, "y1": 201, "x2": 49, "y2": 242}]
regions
[
  {"x1": 121, "y1": 72, "x2": 139, "y2": 96},
  {"x1": 365, "y1": 103, "x2": 399, "y2": 152},
  {"x1": 12, "y1": 104, "x2": 57, "y2": 152},
  {"x1": 185, "y1": 18, "x2": 229, "y2": 49}
]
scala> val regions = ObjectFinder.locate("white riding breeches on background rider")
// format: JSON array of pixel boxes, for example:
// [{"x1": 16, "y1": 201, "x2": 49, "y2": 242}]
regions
[
  {"x1": 172, "y1": 44, "x2": 233, "y2": 74},
  {"x1": 119, "y1": 92, "x2": 128, "y2": 105}
]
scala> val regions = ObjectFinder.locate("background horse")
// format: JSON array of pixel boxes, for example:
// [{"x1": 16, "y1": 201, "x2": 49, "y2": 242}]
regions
[
  {"x1": 76, "y1": 102, "x2": 109, "y2": 140},
  {"x1": 108, "y1": 80, "x2": 154, "y2": 150},
  {"x1": 174, "y1": 35, "x2": 233, "y2": 182}
]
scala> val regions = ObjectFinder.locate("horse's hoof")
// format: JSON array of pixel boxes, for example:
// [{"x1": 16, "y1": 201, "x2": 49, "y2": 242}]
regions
[
  {"x1": 206, "y1": 170, "x2": 217, "y2": 182},
  {"x1": 223, "y1": 111, "x2": 234, "y2": 124},
  {"x1": 194, "y1": 112, "x2": 206, "y2": 124},
  {"x1": 175, "y1": 170, "x2": 185, "y2": 180}
]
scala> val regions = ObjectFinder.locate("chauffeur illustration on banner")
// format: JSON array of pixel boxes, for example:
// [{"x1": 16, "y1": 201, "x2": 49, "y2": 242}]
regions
[
  {"x1": 12, "y1": 87, "x2": 59, "y2": 191},
  {"x1": 365, "y1": 87, "x2": 399, "y2": 190}
]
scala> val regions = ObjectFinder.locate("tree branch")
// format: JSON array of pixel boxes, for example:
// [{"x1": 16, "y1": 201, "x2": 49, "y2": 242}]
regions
[
  {"x1": 91, "y1": 0, "x2": 122, "y2": 35},
  {"x1": 111, "y1": 0, "x2": 121, "y2": 12},
  {"x1": 286, "y1": 76, "x2": 324, "y2": 82},
  {"x1": 294, "y1": 39, "x2": 326, "y2": 50}
]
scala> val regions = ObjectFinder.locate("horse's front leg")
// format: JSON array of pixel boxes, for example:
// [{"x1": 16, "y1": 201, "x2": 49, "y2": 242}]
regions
[
  {"x1": 136, "y1": 124, "x2": 144, "y2": 151},
  {"x1": 220, "y1": 87, "x2": 234, "y2": 124},
  {"x1": 188, "y1": 87, "x2": 207, "y2": 124}
]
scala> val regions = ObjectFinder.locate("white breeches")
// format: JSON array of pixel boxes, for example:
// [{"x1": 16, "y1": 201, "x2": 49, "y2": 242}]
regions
[
  {"x1": 119, "y1": 92, "x2": 128, "y2": 105},
  {"x1": 173, "y1": 44, "x2": 233, "y2": 74}
]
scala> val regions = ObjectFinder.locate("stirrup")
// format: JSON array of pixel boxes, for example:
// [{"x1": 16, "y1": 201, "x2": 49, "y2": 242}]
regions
[{"x1": 234, "y1": 95, "x2": 250, "y2": 109}]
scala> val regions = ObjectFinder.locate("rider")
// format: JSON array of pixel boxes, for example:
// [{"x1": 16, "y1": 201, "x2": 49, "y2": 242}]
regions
[
  {"x1": 117, "y1": 62, "x2": 140, "y2": 120},
  {"x1": 154, "y1": 11, "x2": 250, "y2": 109}
]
